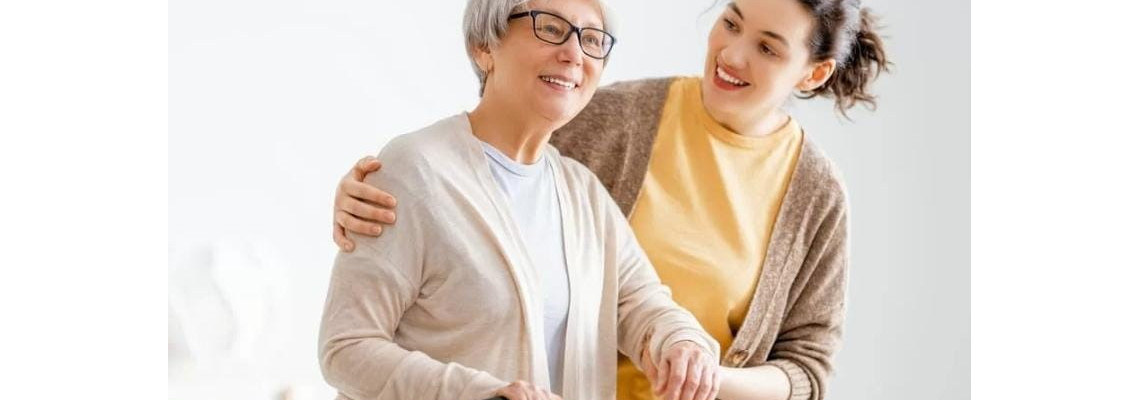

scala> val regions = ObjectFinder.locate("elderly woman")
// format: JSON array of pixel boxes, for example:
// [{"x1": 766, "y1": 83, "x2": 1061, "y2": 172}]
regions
[{"x1": 316, "y1": 1, "x2": 720, "y2": 400}]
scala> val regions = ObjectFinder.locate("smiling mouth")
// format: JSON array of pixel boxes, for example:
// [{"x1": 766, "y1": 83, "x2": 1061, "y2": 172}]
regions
[
  {"x1": 715, "y1": 65, "x2": 750, "y2": 87},
  {"x1": 540, "y1": 75, "x2": 579, "y2": 89}
]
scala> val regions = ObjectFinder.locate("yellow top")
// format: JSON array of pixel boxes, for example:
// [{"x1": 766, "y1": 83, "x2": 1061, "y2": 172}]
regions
[{"x1": 616, "y1": 77, "x2": 804, "y2": 400}]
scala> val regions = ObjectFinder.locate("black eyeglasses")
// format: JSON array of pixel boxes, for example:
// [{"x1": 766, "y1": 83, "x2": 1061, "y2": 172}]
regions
[{"x1": 508, "y1": 10, "x2": 616, "y2": 60}]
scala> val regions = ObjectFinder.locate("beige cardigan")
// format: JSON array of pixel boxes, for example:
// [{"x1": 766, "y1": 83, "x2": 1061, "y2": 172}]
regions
[
  {"x1": 318, "y1": 114, "x2": 718, "y2": 400},
  {"x1": 551, "y1": 77, "x2": 850, "y2": 400}
]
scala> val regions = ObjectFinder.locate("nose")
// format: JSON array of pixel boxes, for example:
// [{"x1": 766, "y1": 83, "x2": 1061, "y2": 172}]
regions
[
  {"x1": 720, "y1": 36, "x2": 748, "y2": 69},
  {"x1": 556, "y1": 32, "x2": 585, "y2": 66}
]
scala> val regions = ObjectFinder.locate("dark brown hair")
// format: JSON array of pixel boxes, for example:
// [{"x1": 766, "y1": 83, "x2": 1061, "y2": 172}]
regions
[{"x1": 794, "y1": 0, "x2": 891, "y2": 118}]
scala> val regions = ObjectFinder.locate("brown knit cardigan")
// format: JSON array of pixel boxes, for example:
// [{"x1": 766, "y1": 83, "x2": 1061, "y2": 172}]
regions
[{"x1": 549, "y1": 77, "x2": 850, "y2": 400}]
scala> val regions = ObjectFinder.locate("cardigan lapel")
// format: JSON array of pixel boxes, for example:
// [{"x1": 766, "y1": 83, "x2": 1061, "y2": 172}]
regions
[
  {"x1": 547, "y1": 147, "x2": 586, "y2": 399},
  {"x1": 724, "y1": 138, "x2": 822, "y2": 364},
  {"x1": 448, "y1": 113, "x2": 551, "y2": 388}
]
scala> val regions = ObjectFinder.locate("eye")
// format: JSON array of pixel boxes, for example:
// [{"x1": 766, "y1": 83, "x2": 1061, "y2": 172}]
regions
[
  {"x1": 759, "y1": 43, "x2": 778, "y2": 57},
  {"x1": 723, "y1": 18, "x2": 739, "y2": 33},
  {"x1": 540, "y1": 23, "x2": 566, "y2": 36}
]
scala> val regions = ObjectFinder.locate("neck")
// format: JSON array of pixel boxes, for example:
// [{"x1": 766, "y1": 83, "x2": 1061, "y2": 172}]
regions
[
  {"x1": 718, "y1": 105, "x2": 790, "y2": 138},
  {"x1": 467, "y1": 98, "x2": 556, "y2": 165},
  {"x1": 699, "y1": 86, "x2": 791, "y2": 137}
]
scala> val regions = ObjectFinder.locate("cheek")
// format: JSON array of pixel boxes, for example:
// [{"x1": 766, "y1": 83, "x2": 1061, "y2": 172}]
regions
[
  {"x1": 577, "y1": 61, "x2": 602, "y2": 92},
  {"x1": 706, "y1": 32, "x2": 725, "y2": 55},
  {"x1": 706, "y1": 25, "x2": 731, "y2": 52},
  {"x1": 777, "y1": 64, "x2": 811, "y2": 92},
  {"x1": 586, "y1": 61, "x2": 603, "y2": 81},
  {"x1": 736, "y1": 63, "x2": 782, "y2": 103},
  {"x1": 755, "y1": 59, "x2": 796, "y2": 87}
]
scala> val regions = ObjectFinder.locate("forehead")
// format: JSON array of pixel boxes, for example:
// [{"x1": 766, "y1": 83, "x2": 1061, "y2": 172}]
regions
[
  {"x1": 526, "y1": 0, "x2": 605, "y2": 28},
  {"x1": 728, "y1": 0, "x2": 814, "y2": 44}
]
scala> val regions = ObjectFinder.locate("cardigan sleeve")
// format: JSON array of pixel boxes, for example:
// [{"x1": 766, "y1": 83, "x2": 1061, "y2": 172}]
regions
[
  {"x1": 318, "y1": 158, "x2": 509, "y2": 400},
  {"x1": 762, "y1": 192, "x2": 849, "y2": 400}
]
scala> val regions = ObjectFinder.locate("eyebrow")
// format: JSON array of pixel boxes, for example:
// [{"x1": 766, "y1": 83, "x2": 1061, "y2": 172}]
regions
[
  {"x1": 727, "y1": 2, "x2": 790, "y2": 47},
  {"x1": 535, "y1": 8, "x2": 604, "y2": 30}
]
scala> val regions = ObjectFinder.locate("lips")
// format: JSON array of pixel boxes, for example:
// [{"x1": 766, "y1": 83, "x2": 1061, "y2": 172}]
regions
[
  {"x1": 715, "y1": 65, "x2": 750, "y2": 87},
  {"x1": 539, "y1": 75, "x2": 579, "y2": 90}
]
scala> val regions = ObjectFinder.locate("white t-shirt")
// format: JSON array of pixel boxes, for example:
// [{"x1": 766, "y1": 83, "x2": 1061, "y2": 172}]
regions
[{"x1": 480, "y1": 142, "x2": 570, "y2": 395}]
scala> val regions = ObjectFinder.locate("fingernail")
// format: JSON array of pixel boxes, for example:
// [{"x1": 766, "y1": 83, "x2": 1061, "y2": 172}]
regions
[
  {"x1": 373, "y1": 226, "x2": 383, "y2": 234},
  {"x1": 385, "y1": 212, "x2": 396, "y2": 223},
  {"x1": 344, "y1": 242, "x2": 354, "y2": 251}
]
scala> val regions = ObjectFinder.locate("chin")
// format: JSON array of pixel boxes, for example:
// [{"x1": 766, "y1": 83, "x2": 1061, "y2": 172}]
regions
[
  {"x1": 699, "y1": 81, "x2": 727, "y2": 108},
  {"x1": 704, "y1": 97, "x2": 743, "y2": 125},
  {"x1": 534, "y1": 102, "x2": 581, "y2": 125}
]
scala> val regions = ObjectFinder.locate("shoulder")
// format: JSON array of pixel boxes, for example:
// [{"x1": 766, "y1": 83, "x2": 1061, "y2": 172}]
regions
[
  {"x1": 587, "y1": 77, "x2": 678, "y2": 114},
  {"x1": 378, "y1": 114, "x2": 468, "y2": 165},
  {"x1": 371, "y1": 114, "x2": 474, "y2": 198},
  {"x1": 554, "y1": 76, "x2": 680, "y2": 149},
  {"x1": 794, "y1": 135, "x2": 850, "y2": 214}
]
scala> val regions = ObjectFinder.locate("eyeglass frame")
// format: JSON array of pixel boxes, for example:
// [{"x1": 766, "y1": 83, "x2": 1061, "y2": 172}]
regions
[{"x1": 506, "y1": 10, "x2": 616, "y2": 60}]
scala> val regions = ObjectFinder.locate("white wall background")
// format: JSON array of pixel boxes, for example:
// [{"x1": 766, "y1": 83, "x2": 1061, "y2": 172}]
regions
[{"x1": 169, "y1": 0, "x2": 969, "y2": 399}]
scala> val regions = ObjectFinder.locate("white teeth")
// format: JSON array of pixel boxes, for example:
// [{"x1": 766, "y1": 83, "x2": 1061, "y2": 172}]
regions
[
  {"x1": 716, "y1": 66, "x2": 748, "y2": 86},
  {"x1": 541, "y1": 76, "x2": 576, "y2": 89}
]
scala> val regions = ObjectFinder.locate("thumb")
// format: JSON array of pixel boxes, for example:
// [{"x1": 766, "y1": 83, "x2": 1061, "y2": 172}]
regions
[
  {"x1": 644, "y1": 354, "x2": 658, "y2": 381},
  {"x1": 352, "y1": 156, "x2": 381, "y2": 181}
]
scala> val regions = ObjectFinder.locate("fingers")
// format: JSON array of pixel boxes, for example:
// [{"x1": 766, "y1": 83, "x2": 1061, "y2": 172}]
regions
[
  {"x1": 687, "y1": 348, "x2": 719, "y2": 400},
  {"x1": 336, "y1": 209, "x2": 385, "y2": 237},
  {"x1": 333, "y1": 160, "x2": 394, "y2": 247},
  {"x1": 641, "y1": 346, "x2": 659, "y2": 383},
  {"x1": 656, "y1": 342, "x2": 719, "y2": 400},
  {"x1": 667, "y1": 354, "x2": 691, "y2": 400},
  {"x1": 343, "y1": 179, "x2": 397, "y2": 208},
  {"x1": 653, "y1": 356, "x2": 667, "y2": 395},
  {"x1": 495, "y1": 381, "x2": 554, "y2": 400},
  {"x1": 496, "y1": 387, "x2": 526, "y2": 400},
  {"x1": 660, "y1": 350, "x2": 691, "y2": 400},
  {"x1": 352, "y1": 156, "x2": 381, "y2": 181},
  {"x1": 494, "y1": 382, "x2": 522, "y2": 400},
  {"x1": 678, "y1": 359, "x2": 702, "y2": 400},
  {"x1": 342, "y1": 196, "x2": 396, "y2": 225},
  {"x1": 705, "y1": 365, "x2": 722, "y2": 400},
  {"x1": 333, "y1": 221, "x2": 354, "y2": 252},
  {"x1": 686, "y1": 351, "x2": 721, "y2": 400},
  {"x1": 692, "y1": 363, "x2": 717, "y2": 400},
  {"x1": 652, "y1": 349, "x2": 669, "y2": 396}
]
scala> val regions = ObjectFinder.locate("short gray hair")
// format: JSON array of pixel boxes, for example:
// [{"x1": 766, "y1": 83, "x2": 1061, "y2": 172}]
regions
[{"x1": 462, "y1": 0, "x2": 616, "y2": 96}]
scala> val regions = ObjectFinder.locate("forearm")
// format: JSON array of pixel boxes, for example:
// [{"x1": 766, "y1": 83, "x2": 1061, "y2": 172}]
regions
[
  {"x1": 614, "y1": 253, "x2": 719, "y2": 365},
  {"x1": 717, "y1": 364, "x2": 792, "y2": 400},
  {"x1": 609, "y1": 201, "x2": 718, "y2": 364},
  {"x1": 320, "y1": 338, "x2": 506, "y2": 400},
  {"x1": 320, "y1": 247, "x2": 507, "y2": 399}
]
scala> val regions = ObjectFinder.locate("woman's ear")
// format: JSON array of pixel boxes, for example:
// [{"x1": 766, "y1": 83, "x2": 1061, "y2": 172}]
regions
[
  {"x1": 797, "y1": 58, "x2": 836, "y2": 92},
  {"x1": 473, "y1": 45, "x2": 494, "y2": 75}
]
